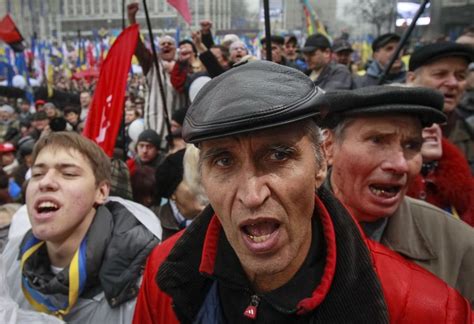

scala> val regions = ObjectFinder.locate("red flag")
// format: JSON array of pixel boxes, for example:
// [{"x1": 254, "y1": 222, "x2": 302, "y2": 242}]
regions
[
  {"x1": 167, "y1": 0, "x2": 192, "y2": 24},
  {"x1": 82, "y1": 24, "x2": 139, "y2": 157},
  {"x1": 0, "y1": 14, "x2": 25, "y2": 52}
]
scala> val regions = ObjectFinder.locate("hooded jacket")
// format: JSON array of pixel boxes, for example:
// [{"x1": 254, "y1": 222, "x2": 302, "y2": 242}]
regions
[
  {"x1": 3, "y1": 199, "x2": 160, "y2": 323},
  {"x1": 355, "y1": 60, "x2": 406, "y2": 88},
  {"x1": 133, "y1": 188, "x2": 472, "y2": 323}
]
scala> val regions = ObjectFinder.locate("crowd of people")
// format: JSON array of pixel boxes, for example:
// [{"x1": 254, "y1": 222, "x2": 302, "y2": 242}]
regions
[{"x1": 0, "y1": 3, "x2": 473, "y2": 323}]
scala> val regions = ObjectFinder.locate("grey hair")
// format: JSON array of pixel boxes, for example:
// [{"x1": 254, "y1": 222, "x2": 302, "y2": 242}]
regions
[
  {"x1": 302, "y1": 119, "x2": 325, "y2": 167},
  {"x1": 326, "y1": 117, "x2": 355, "y2": 143},
  {"x1": 183, "y1": 144, "x2": 209, "y2": 205}
]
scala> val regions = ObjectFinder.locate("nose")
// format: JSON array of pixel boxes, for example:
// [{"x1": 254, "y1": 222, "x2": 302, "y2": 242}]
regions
[
  {"x1": 380, "y1": 150, "x2": 410, "y2": 175},
  {"x1": 444, "y1": 73, "x2": 459, "y2": 87},
  {"x1": 236, "y1": 172, "x2": 271, "y2": 210},
  {"x1": 38, "y1": 170, "x2": 59, "y2": 192}
]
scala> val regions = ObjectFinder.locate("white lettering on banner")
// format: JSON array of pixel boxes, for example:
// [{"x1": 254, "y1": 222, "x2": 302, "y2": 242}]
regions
[{"x1": 96, "y1": 94, "x2": 113, "y2": 144}]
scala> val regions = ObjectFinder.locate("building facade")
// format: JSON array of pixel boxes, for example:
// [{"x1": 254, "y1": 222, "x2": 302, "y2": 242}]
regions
[{"x1": 3, "y1": 0, "x2": 231, "y2": 43}]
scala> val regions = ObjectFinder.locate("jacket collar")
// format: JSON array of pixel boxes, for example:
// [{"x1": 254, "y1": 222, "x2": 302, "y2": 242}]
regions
[
  {"x1": 20, "y1": 201, "x2": 159, "y2": 309},
  {"x1": 158, "y1": 187, "x2": 389, "y2": 322},
  {"x1": 324, "y1": 170, "x2": 436, "y2": 261},
  {"x1": 382, "y1": 197, "x2": 437, "y2": 260},
  {"x1": 198, "y1": 194, "x2": 337, "y2": 314}
]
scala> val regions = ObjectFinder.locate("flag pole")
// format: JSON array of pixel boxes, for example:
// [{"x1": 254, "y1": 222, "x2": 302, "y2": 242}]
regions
[
  {"x1": 122, "y1": 0, "x2": 126, "y2": 30},
  {"x1": 378, "y1": 0, "x2": 430, "y2": 85},
  {"x1": 142, "y1": 0, "x2": 173, "y2": 149},
  {"x1": 263, "y1": 0, "x2": 272, "y2": 61}
]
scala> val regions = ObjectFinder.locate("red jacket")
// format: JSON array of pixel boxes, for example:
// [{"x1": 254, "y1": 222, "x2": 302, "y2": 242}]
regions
[
  {"x1": 133, "y1": 195, "x2": 473, "y2": 323},
  {"x1": 407, "y1": 138, "x2": 474, "y2": 227}
]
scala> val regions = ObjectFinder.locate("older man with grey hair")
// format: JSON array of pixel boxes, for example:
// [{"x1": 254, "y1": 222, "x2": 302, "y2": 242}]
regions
[
  {"x1": 321, "y1": 85, "x2": 474, "y2": 307},
  {"x1": 133, "y1": 61, "x2": 472, "y2": 323}
]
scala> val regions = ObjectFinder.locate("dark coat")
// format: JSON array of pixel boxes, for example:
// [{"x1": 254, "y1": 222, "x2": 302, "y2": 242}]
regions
[
  {"x1": 150, "y1": 202, "x2": 181, "y2": 241},
  {"x1": 354, "y1": 60, "x2": 406, "y2": 88},
  {"x1": 306, "y1": 62, "x2": 353, "y2": 90},
  {"x1": 133, "y1": 188, "x2": 473, "y2": 323}
]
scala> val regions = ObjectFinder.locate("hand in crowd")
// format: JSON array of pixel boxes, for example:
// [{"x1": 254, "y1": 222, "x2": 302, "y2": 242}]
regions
[
  {"x1": 127, "y1": 2, "x2": 139, "y2": 25},
  {"x1": 192, "y1": 31, "x2": 207, "y2": 54},
  {"x1": 199, "y1": 19, "x2": 213, "y2": 34}
]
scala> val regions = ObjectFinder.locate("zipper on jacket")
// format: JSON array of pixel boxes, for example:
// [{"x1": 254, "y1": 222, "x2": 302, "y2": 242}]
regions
[{"x1": 243, "y1": 294, "x2": 260, "y2": 320}]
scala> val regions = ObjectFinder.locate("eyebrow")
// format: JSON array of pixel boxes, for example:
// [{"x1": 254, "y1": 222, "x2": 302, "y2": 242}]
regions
[
  {"x1": 32, "y1": 163, "x2": 82, "y2": 170},
  {"x1": 200, "y1": 147, "x2": 229, "y2": 162}
]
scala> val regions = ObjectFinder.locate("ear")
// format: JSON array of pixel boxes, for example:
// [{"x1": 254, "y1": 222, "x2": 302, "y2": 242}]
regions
[
  {"x1": 406, "y1": 71, "x2": 416, "y2": 84},
  {"x1": 94, "y1": 181, "x2": 110, "y2": 206},
  {"x1": 322, "y1": 129, "x2": 336, "y2": 166},
  {"x1": 315, "y1": 157, "x2": 327, "y2": 188}
]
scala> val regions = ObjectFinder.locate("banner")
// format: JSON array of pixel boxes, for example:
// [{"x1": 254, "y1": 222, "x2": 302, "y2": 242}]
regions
[
  {"x1": 0, "y1": 15, "x2": 25, "y2": 52},
  {"x1": 301, "y1": 0, "x2": 331, "y2": 40},
  {"x1": 167, "y1": 0, "x2": 192, "y2": 25},
  {"x1": 82, "y1": 24, "x2": 139, "y2": 157}
]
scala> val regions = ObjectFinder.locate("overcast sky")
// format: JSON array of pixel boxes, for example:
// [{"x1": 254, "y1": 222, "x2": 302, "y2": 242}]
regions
[{"x1": 245, "y1": 0, "x2": 259, "y2": 12}]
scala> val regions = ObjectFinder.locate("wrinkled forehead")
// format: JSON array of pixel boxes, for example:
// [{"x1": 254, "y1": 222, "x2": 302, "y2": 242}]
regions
[
  {"x1": 337, "y1": 113, "x2": 423, "y2": 137},
  {"x1": 199, "y1": 121, "x2": 312, "y2": 151}
]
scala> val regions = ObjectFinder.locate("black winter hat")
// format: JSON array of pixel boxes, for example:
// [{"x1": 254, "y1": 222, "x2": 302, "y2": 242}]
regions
[
  {"x1": 49, "y1": 117, "x2": 68, "y2": 132},
  {"x1": 17, "y1": 137, "x2": 35, "y2": 157},
  {"x1": 154, "y1": 149, "x2": 185, "y2": 199},
  {"x1": 409, "y1": 42, "x2": 474, "y2": 72},
  {"x1": 372, "y1": 33, "x2": 400, "y2": 52},
  {"x1": 172, "y1": 107, "x2": 188, "y2": 126},
  {"x1": 332, "y1": 38, "x2": 353, "y2": 53},
  {"x1": 32, "y1": 111, "x2": 48, "y2": 121},
  {"x1": 301, "y1": 34, "x2": 331, "y2": 53},
  {"x1": 321, "y1": 86, "x2": 446, "y2": 128},
  {"x1": 137, "y1": 129, "x2": 161, "y2": 148},
  {"x1": 182, "y1": 60, "x2": 327, "y2": 144}
]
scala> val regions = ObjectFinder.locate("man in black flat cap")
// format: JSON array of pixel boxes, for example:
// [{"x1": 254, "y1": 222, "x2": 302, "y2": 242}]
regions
[
  {"x1": 133, "y1": 61, "x2": 472, "y2": 323},
  {"x1": 406, "y1": 42, "x2": 474, "y2": 173},
  {"x1": 331, "y1": 38, "x2": 354, "y2": 68},
  {"x1": 356, "y1": 33, "x2": 406, "y2": 87},
  {"x1": 322, "y1": 85, "x2": 474, "y2": 307},
  {"x1": 300, "y1": 34, "x2": 353, "y2": 90}
]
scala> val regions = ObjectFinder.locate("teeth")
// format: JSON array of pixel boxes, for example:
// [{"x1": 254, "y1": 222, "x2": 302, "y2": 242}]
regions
[
  {"x1": 248, "y1": 234, "x2": 271, "y2": 243},
  {"x1": 38, "y1": 201, "x2": 58, "y2": 209},
  {"x1": 371, "y1": 187, "x2": 385, "y2": 196}
]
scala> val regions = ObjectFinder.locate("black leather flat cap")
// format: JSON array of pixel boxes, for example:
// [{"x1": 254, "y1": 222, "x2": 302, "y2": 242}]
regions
[
  {"x1": 321, "y1": 86, "x2": 446, "y2": 128},
  {"x1": 182, "y1": 60, "x2": 327, "y2": 143},
  {"x1": 409, "y1": 42, "x2": 474, "y2": 71}
]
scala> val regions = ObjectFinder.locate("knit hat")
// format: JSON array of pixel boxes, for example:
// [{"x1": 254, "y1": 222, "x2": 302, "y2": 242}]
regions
[
  {"x1": 0, "y1": 142, "x2": 16, "y2": 153},
  {"x1": 137, "y1": 129, "x2": 161, "y2": 148},
  {"x1": 0, "y1": 105, "x2": 14, "y2": 114},
  {"x1": 154, "y1": 149, "x2": 185, "y2": 199}
]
